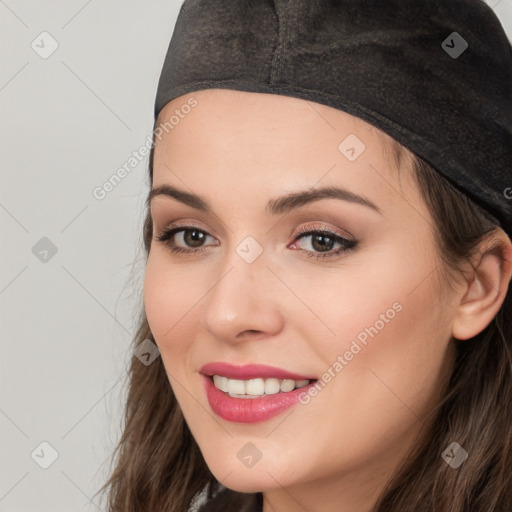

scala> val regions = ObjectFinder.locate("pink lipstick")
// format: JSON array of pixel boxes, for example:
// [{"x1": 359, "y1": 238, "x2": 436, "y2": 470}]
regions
[{"x1": 200, "y1": 363, "x2": 317, "y2": 423}]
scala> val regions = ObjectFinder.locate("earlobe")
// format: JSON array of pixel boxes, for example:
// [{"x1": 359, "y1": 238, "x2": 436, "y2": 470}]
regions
[{"x1": 451, "y1": 232, "x2": 512, "y2": 341}]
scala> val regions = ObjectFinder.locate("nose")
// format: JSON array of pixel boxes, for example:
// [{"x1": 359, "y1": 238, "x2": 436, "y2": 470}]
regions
[{"x1": 201, "y1": 249, "x2": 285, "y2": 344}]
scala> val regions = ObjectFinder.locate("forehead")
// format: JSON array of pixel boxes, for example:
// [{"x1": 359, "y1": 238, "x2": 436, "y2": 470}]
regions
[
  {"x1": 155, "y1": 89, "x2": 394, "y2": 163},
  {"x1": 151, "y1": 89, "x2": 415, "y2": 211}
]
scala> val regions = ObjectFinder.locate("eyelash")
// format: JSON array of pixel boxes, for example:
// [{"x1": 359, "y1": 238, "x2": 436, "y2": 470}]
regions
[{"x1": 155, "y1": 224, "x2": 358, "y2": 260}]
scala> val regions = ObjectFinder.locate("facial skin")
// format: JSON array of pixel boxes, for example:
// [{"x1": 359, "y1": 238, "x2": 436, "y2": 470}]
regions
[{"x1": 143, "y1": 89, "x2": 510, "y2": 512}]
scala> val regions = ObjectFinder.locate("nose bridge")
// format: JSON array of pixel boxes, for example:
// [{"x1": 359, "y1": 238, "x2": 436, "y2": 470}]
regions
[{"x1": 201, "y1": 235, "x2": 283, "y2": 340}]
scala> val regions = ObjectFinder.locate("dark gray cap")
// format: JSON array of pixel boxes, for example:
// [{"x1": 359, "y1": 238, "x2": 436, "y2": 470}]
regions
[{"x1": 155, "y1": 0, "x2": 512, "y2": 236}]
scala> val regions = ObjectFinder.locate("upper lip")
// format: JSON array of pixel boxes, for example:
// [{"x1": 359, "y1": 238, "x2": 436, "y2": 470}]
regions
[{"x1": 200, "y1": 362, "x2": 316, "y2": 381}]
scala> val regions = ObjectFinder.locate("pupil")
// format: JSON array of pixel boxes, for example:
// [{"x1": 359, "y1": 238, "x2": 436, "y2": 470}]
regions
[
  {"x1": 312, "y1": 234, "x2": 333, "y2": 252},
  {"x1": 186, "y1": 229, "x2": 205, "y2": 247}
]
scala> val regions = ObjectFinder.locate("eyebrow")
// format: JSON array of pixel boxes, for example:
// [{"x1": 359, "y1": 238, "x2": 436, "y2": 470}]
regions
[{"x1": 147, "y1": 184, "x2": 382, "y2": 216}]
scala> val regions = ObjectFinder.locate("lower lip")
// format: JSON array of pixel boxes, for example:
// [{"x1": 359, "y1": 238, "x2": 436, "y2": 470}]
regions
[{"x1": 202, "y1": 375, "x2": 316, "y2": 423}]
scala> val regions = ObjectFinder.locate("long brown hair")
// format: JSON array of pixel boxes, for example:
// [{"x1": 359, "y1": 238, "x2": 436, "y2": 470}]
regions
[{"x1": 96, "y1": 127, "x2": 512, "y2": 511}]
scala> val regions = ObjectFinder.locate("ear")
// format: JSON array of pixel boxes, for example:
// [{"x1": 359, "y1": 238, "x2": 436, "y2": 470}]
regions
[{"x1": 451, "y1": 229, "x2": 512, "y2": 340}]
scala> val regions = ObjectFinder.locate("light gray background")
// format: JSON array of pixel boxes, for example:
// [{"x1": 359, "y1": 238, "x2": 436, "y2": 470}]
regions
[{"x1": 1, "y1": 1, "x2": 511, "y2": 510}]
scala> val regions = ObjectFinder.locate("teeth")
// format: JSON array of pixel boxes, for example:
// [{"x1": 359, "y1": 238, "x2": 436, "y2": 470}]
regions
[
  {"x1": 227, "y1": 379, "x2": 245, "y2": 396},
  {"x1": 264, "y1": 378, "x2": 281, "y2": 395},
  {"x1": 245, "y1": 378, "x2": 265, "y2": 395},
  {"x1": 280, "y1": 379, "x2": 295, "y2": 392},
  {"x1": 212, "y1": 375, "x2": 229, "y2": 392},
  {"x1": 212, "y1": 375, "x2": 311, "y2": 397}
]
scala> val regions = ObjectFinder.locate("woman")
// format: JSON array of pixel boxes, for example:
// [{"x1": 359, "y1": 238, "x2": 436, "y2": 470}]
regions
[{"x1": 98, "y1": 1, "x2": 512, "y2": 511}]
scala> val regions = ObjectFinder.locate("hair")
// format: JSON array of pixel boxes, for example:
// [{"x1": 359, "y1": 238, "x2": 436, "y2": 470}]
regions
[{"x1": 95, "y1": 121, "x2": 512, "y2": 512}]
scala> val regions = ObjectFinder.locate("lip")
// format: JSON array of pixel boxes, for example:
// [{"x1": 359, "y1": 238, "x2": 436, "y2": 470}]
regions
[
  {"x1": 200, "y1": 363, "x2": 317, "y2": 423},
  {"x1": 200, "y1": 362, "x2": 315, "y2": 381}
]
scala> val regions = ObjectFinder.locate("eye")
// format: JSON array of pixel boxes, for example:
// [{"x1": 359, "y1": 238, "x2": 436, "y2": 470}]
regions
[
  {"x1": 154, "y1": 223, "x2": 358, "y2": 260},
  {"x1": 155, "y1": 225, "x2": 217, "y2": 255},
  {"x1": 290, "y1": 225, "x2": 358, "y2": 260}
]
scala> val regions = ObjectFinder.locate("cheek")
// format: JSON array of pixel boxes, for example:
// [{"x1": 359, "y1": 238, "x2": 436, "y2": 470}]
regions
[
  {"x1": 259, "y1": 256, "x2": 453, "y2": 485},
  {"x1": 304, "y1": 238, "x2": 452, "y2": 422},
  {"x1": 143, "y1": 255, "x2": 201, "y2": 360},
  {"x1": 317, "y1": 249, "x2": 452, "y2": 431},
  {"x1": 299, "y1": 236, "x2": 446, "y2": 362}
]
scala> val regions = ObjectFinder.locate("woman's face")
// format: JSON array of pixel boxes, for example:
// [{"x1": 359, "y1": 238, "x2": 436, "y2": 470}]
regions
[{"x1": 144, "y1": 89, "x2": 458, "y2": 507}]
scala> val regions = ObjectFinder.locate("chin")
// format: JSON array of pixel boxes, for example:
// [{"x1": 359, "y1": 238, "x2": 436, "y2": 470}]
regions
[
  {"x1": 210, "y1": 468, "x2": 276, "y2": 494},
  {"x1": 199, "y1": 447, "x2": 298, "y2": 493}
]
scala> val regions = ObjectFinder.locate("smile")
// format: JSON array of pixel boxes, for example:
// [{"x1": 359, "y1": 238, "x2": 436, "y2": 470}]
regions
[
  {"x1": 200, "y1": 362, "x2": 318, "y2": 423},
  {"x1": 212, "y1": 375, "x2": 310, "y2": 397}
]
